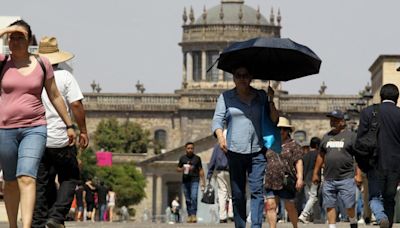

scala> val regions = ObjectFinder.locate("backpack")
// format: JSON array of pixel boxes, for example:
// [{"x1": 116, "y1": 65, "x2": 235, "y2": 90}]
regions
[
  {"x1": 0, "y1": 54, "x2": 47, "y2": 95},
  {"x1": 354, "y1": 104, "x2": 380, "y2": 172}
]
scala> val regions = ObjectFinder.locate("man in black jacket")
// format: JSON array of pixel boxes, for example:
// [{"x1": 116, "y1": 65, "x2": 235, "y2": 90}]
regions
[{"x1": 357, "y1": 83, "x2": 400, "y2": 228}]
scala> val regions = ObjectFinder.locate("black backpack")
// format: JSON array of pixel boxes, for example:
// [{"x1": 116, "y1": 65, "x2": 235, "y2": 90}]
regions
[
  {"x1": 354, "y1": 104, "x2": 380, "y2": 172},
  {"x1": 0, "y1": 54, "x2": 47, "y2": 95}
]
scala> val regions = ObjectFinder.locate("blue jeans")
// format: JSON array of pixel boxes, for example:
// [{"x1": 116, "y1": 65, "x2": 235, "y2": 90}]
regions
[
  {"x1": 99, "y1": 204, "x2": 107, "y2": 221},
  {"x1": 182, "y1": 181, "x2": 199, "y2": 216},
  {"x1": 368, "y1": 168, "x2": 400, "y2": 226},
  {"x1": 0, "y1": 125, "x2": 47, "y2": 181},
  {"x1": 227, "y1": 151, "x2": 266, "y2": 228}
]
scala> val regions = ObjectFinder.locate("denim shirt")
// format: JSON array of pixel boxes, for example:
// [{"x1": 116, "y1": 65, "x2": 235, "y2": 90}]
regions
[{"x1": 212, "y1": 87, "x2": 266, "y2": 154}]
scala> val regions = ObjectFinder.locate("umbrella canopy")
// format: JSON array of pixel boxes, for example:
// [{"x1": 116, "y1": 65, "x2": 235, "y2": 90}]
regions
[{"x1": 217, "y1": 37, "x2": 322, "y2": 81}]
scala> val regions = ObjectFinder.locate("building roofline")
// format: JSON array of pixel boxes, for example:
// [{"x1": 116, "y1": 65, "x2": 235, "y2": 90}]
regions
[{"x1": 369, "y1": 55, "x2": 400, "y2": 72}]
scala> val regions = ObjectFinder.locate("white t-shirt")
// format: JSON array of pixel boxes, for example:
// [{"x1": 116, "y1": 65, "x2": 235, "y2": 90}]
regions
[{"x1": 41, "y1": 68, "x2": 83, "y2": 148}]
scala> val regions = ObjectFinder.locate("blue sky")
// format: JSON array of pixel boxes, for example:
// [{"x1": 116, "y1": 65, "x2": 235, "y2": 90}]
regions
[{"x1": 2, "y1": 0, "x2": 399, "y2": 94}]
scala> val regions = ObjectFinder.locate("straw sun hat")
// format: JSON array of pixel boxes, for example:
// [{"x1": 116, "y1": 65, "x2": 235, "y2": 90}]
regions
[
  {"x1": 36, "y1": 36, "x2": 74, "y2": 65},
  {"x1": 277, "y1": 117, "x2": 295, "y2": 132}
]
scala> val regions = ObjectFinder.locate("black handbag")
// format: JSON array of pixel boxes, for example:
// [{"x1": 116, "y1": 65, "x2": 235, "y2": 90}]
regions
[
  {"x1": 201, "y1": 184, "x2": 215, "y2": 204},
  {"x1": 276, "y1": 152, "x2": 297, "y2": 194}
]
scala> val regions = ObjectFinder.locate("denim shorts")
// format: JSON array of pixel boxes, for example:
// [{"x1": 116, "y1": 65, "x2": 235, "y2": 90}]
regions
[
  {"x1": 322, "y1": 178, "x2": 356, "y2": 209},
  {"x1": 265, "y1": 188, "x2": 296, "y2": 201},
  {"x1": 0, "y1": 125, "x2": 47, "y2": 181}
]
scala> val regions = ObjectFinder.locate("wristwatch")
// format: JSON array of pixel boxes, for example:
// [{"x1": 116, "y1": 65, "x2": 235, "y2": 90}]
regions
[{"x1": 66, "y1": 124, "x2": 76, "y2": 130}]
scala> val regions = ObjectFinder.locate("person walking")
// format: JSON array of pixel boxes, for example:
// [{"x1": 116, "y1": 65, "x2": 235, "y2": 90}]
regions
[
  {"x1": 356, "y1": 84, "x2": 400, "y2": 228},
  {"x1": 312, "y1": 109, "x2": 362, "y2": 228},
  {"x1": 0, "y1": 21, "x2": 75, "y2": 228},
  {"x1": 212, "y1": 66, "x2": 279, "y2": 228},
  {"x1": 265, "y1": 117, "x2": 304, "y2": 228},
  {"x1": 84, "y1": 178, "x2": 96, "y2": 221},
  {"x1": 171, "y1": 196, "x2": 181, "y2": 223},
  {"x1": 31, "y1": 36, "x2": 89, "y2": 228},
  {"x1": 96, "y1": 181, "x2": 109, "y2": 221},
  {"x1": 177, "y1": 142, "x2": 205, "y2": 223},
  {"x1": 75, "y1": 183, "x2": 85, "y2": 221},
  {"x1": 207, "y1": 137, "x2": 233, "y2": 223},
  {"x1": 298, "y1": 137, "x2": 321, "y2": 223},
  {"x1": 107, "y1": 187, "x2": 116, "y2": 222}
]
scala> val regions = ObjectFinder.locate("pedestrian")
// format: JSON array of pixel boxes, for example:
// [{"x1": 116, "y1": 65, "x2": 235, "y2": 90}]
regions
[
  {"x1": 265, "y1": 117, "x2": 304, "y2": 228},
  {"x1": 107, "y1": 186, "x2": 116, "y2": 222},
  {"x1": 84, "y1": 178, "x2": 96, "y2": 221},
  {"x1": 171, "y1": 195, "x2": 181, "y2": 223},
  {"x1": 31, "y1": 36, "x2": 89, "y2": 228},
  {"x1": 212, "y1": 66, "x2": 279, "y2": 228},
  {"x1": 312, "y1": 109, "x2": 362, "y2": 228},
  {"x1": 207, "y1": 143, "x2": 233, "y2": 223},
  {"x1": 176, "y1": 142, "x2": 205, "y2": 223},
  {"x1": 356, "y1": 83, "x2": 400, "y2": 228},
  {"x1": 96, "y1": 181, "x2": 109, "y2": 221},
  {"x1": 75, "y1": 183, "x2": 85, "y2": 221},
  {"x1": 0, "y1": 21, "x2": 76, "y2": 228},
  {"x1": 298, "y1": 137, "x2": 321, "y2": 223}
]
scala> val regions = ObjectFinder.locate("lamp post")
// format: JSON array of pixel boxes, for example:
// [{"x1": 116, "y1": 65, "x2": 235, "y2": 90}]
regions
[{"x1": 346, "y1": 83, "x2": 373, "y2": 131}]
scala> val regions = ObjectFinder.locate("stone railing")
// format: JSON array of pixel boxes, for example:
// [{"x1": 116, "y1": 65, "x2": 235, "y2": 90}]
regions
[
  {"x1": 83, "y1": 93, "x2": 180, "y2": 111},
  {"x1": 83, "y1": 93, "x2": 359, "y2": 113},
  {"x1": 279, "y1": 95, "x2": 359, "y2": 113}
]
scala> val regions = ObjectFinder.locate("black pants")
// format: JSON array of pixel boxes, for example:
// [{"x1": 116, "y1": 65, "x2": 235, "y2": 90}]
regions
[{"x1": 32, "y1": 146, "x2": 80, "y2": 228}]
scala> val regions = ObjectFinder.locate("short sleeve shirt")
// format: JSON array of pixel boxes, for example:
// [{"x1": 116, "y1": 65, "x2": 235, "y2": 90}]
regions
[
  {"x1": 0, "y1": 54, "x2": 54, "y2": 128},
  {"x1": 320, "y1": 129, "x2": 356, "y2": 180},
  {"x1": 42, "y1": 68, "x2": 84, "y2": 147},
  {"x1": 265, "y1": 139, "x2": 304, "y2": 190},
  {"x1": 178, "y1": 154, "x2": 203, "y2": 183}
]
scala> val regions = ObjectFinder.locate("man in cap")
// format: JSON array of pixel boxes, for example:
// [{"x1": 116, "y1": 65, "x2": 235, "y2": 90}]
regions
[
  {"x1": 312, "y1": 110, "x2": 362, "y2": 228},
  {"x1": 32, "y1": 37, "x2": 88, "y2": 228}
]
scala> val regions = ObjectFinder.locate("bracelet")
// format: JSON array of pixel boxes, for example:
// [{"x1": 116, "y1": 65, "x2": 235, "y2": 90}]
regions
[
  {"x1": 66, "y1": 124, "x2": 76, "y2": 130},
  {"x1": 267, "y1": 96, "x2": 274, "y2": 103}
]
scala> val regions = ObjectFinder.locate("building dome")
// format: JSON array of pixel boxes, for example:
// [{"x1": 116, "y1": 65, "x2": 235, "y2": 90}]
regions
[{"x1": 195, "y1": 0, "x2": 268, "y2": 25}]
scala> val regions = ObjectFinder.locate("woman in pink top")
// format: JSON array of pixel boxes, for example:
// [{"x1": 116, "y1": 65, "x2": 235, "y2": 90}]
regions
[{"x1": 0, "y1": 20, "x2": 76, "y2": 228}]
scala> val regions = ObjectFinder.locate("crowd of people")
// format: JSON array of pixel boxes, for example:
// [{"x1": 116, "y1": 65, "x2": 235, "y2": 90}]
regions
[{"x1": 173, "y1": 65, "x2": 400, "y2": 228}]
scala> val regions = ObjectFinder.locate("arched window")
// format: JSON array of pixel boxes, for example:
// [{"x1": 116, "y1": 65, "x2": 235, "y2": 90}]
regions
[
  {"x1": 154, "y1": 129, "x2": 167, "y2": 152},
  {"x1": 293, "y1": 130, "x2": 307, "y2": 145}
]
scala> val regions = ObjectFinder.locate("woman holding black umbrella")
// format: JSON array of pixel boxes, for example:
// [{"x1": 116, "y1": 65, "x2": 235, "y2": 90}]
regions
[{"x1": 212, "y1": 66, "x2": 279, "y2": 228}]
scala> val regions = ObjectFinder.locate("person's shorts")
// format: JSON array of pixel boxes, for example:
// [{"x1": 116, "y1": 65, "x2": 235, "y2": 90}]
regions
[
  {"x1": 0, "y1": 125, "x2": 47, "y2": 181},
  {"x1": 265, "y1": 188, "x2": 295, "y2": 201},
  {"x1": 86, "y1": 202, "x2": 94, "y2": 212},
  {"x1": 322, "y1": 178, "x2": 356, "y2": 209}
]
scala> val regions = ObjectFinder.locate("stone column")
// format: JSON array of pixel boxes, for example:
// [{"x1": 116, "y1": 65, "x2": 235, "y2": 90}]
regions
[
  {"x1": 155, "y1": 175, "x2": 163, "y2": 219},
  {"x1": 182, "y1": 52, "x2": 187, "y2": 87},
  {"x1": 186, "y1": 52, "x2": 193, "y2": 82},
  {"x1": 201, "y1": 51, "x2": 206, "y2": 81}
]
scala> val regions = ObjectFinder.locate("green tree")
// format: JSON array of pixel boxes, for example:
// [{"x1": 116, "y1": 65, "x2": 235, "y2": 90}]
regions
[
  {"x1": 94, "y1": 118, "x2": 150, "y2": 153},
  {"x1": 78, "y1": 148, "x2": 146, "y2": 213},
  {"x1": 94, "y1": 118, "x2": 124, "y2": 152}
]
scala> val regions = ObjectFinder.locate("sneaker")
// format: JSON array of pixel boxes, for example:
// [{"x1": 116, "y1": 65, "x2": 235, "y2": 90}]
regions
[
  {"x1": 379, "y1": 218, "x2": 390, "y2": 228},
  {"x1": 220, "y1": 219, "x2": 228, "y2": 223},
  {"x1": 357, "y1": 218, "x2": 365, "y2": 224},
  {"x1": 298, "y1": 214, "x2": 309, "y2": 224}
]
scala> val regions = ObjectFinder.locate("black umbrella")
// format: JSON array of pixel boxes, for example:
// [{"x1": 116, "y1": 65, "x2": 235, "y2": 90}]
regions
[{"x1": 216, "y1": 37, "x2": 322, "y2": 81}]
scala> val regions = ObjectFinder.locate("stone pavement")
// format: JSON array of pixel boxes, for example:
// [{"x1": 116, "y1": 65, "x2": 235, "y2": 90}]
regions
[{"x1": 0, "y1": 221, "x2": 398, "y2": 228}]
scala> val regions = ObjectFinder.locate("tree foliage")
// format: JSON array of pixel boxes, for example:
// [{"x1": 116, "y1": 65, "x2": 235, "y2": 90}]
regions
[
  {"x1": 94, "y1": 118, "x2": 150, "y2": 153},
  {"x1": 79, "y1": 148, "x2": 146, "y2": 210}
]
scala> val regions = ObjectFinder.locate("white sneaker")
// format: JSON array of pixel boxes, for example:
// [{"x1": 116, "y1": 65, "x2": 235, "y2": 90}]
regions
[
  {"x1": 357, "y1": 218, "x2": 365, "y2": 224},
  {"x1": 298, "y1": 214, "x2": 309, "y2": 224}
]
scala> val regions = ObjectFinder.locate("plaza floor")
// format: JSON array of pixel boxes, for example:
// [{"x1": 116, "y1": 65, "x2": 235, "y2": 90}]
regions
[{"x1": 0, "y1": 221, "x2": 399, "y2": 228}]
